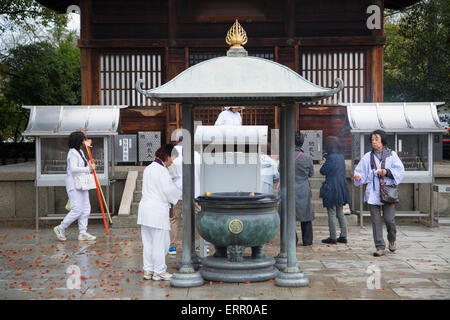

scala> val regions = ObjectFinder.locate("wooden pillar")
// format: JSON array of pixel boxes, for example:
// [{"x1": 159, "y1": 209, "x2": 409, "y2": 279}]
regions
[
  {"x1": 371, "y1": 46, "x2": 384, "y2": 102},
  {"x1": 284, "y1": 0, "x2": 296, "y2": 39},
  {"x1": 168, "y1": 0, "x2": 179, "y2": 39},
  {"x1": 80, "y1": 0, "x2": 93, "y2": 105},
  {"x1": 367, "y1": 0, "x2": 384, "y2": 102},
  {"x1": 274, "y1": 46, "x2": 279, "y2": 129},
  {"x1": 365, "y1": 46, "x2": 384, "y2": 102},
  {"x1": 165, "y1": 47, "x2": 186, "y2": 141}
]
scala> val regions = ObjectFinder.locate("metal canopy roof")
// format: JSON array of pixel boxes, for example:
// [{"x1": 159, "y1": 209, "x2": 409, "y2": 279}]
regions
[
  {"x1": 22, "y1": 105, "x2": 127, "y2": 136},
  {"x1": 345, "y1": 103, "x2": 446, "y2": 133},
  {"x1": 137, "y1": 55, "x2": 343, "y2": 106}
]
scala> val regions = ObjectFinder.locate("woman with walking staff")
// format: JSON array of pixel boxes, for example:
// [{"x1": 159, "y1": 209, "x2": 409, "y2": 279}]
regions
[
  {"x1": 54, "y1": 131, "x2": 97, "y2": 242},
  {"x1": 138, "y1": 144, "x2": 182, "y2": 281},
  {"x1": 353, "y1": 130, "x2": 405, "y2": 257},
  {"x1": 320, "y1": 136, "x2": 350, "y2": 245}
]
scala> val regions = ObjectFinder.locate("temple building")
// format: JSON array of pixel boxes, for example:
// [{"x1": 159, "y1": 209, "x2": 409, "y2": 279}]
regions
[{"x1": 36, "y1": 0, "x2": 420, "y2": 158}]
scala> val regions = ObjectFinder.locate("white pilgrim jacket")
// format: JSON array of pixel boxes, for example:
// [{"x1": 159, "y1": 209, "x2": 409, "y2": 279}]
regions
[
  {"x1": 137, "y1": 161, "x2": 182, "y2": 230},
  {"x1": 65, "y1": 148, "x2": 91, "y2": 192},
  {"x1": 214, "y1": 110, "x2": 242, "y2": 126},
  {"x1": 171, "y1": 144, "x2": 201, "y2": 200},
  {"x1": 353, "y1": 149, "x2": 405, "y2": 206}
]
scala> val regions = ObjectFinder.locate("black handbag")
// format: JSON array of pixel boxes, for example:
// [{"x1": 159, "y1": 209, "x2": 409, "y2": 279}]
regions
[
  {"x1": 371, "y1": 151, "x2": 399, "y2": 204},
  {"x1": 379, "y1": 176, "x2": 399, "y2": 204}
]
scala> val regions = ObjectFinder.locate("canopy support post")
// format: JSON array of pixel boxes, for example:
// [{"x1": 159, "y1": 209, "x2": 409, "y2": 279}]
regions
[
  {"x1": 171, "y1": 103, "x2": 204, "y2": 288},
  {"x1": 275, "y1": 106, "x2": 288, "y2": 269},
  {"x1": 275, "y1": 102, "x2": 309, "y2": 287}
]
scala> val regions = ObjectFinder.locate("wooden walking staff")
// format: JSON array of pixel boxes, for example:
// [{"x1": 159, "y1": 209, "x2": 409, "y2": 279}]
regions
[
  {"x1": 85, "y1": 142, "x2": 113, "y2": 225},
  {"x1": 86, "y1": 143, "x2": 113, "y2": 224},
  {"x1": 85, "y1": 140, "x2": 113, "y2": 224},
  {"x1": 84, "y1": 139, "x2": 111, "y2": 235}
]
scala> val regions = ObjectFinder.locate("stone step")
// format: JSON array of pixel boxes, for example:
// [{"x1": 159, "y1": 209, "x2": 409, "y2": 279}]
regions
[
  {"x1": 309, "y1": 178, "x2": 325, "y2": 189},
  {"x1": 133, "y1": 190, "x2": 322, "y2": 202},
  {"x1": 111, "y1": 211, "x2": 358, "y2": 228},
  {"x1": 136, "y1": 179, "x2": 142, "y2": 191},
  {"x1": 312, "y1": 212, "x2": 359, "y2": 226},
  {"x1": 131, "y1": 197, "x2": 326, "y2": 215},
  {"x1": 131, "y1": 202, "x2": 139, "y2": 215},
  {"x1": 438, "y1": 218, "x2": 450, "y2": 225},
  {"x1": 134, "y1": 190, "x2": 142, "y2": 202},
  {"x1": 311, "y1": 189, "x2": 320, "y2": 199},
  {"x1": 313, "y1": 200, "x2": 327, "y2": 213},
  {"x1": 111, "y1": 214, "x2": 138, "y2": 228}
]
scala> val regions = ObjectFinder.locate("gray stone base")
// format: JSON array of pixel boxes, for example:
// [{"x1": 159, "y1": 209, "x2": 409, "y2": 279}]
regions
[
  {"x1": 111, "y1": 214, "x2": 137, "y2": 228},
  {"x1": 170, "y1": 271, "x2": 204, "y2": 288},
  {"x1": 275, "y1": 269, "x2": 309, "y2": 287},
  {"x1": 274, "y1": 257, "x2": 299, "y2": 270},
  {"x1": 200, "y1": 255, "x2": 278, "y2": 283},
  {"x1": 176, "y1": 255, "x2": 202, "y2": 271}
]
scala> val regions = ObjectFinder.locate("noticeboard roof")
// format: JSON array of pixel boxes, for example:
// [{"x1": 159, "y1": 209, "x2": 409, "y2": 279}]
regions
[
  {"x1": 345, "y1": 102, "x2": 446, "y2": 133},
  {"x1": 22, "y1": 105, "x2": 127, "y2": 136}
]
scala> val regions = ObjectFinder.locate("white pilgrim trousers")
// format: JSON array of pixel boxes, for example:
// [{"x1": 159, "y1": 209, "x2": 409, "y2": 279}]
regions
[
  {"x1": 141, "y1": 225, "x2": 170, "y2": 275},
  {"x1": 60, "y1": 188, "x2": 91, "y2": 234}
]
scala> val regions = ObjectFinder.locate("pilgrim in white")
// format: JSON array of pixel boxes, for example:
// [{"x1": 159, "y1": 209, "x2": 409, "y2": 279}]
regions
[
  {"x1": 214, "y1": 106, "x2": 243, "y2": 126},
  {"x1": 138, "y1": 144, "x2": 182, "y2": 281},
  {"x1": 54, "y1": 131, "x2": 97, "y2": 242}
]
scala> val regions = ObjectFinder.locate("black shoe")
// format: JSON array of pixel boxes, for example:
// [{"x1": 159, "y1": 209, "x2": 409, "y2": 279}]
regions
[
  {"x1": 321, "y1": 237, "x2": 337, "y2": 244},
  {"x1": 337, "y1": 236, "x2": 347, "y2": 244},
  {"x1": 373, "y1": 250, "x2": 385, "y2": 257}
]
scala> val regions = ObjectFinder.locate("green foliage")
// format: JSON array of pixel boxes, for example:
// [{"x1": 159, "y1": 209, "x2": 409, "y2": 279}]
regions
[
  {"x1": 0, "y1": 29, "x2": 81, "y2": 142},
  {"x1": 384, "y1": 0, "x2": 450, "y2": 105},
  {"x1": 0, "y1": 0, "x2": 67, "y2": 34}
]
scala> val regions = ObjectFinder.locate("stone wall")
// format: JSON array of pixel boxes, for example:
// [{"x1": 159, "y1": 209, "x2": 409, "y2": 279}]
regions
[
  {"x1": 0, "y1": 162, "x2": 448, "y2": 221},
  {"x1": 0, "y1": 163, "x2": 126, "y2": 220}
]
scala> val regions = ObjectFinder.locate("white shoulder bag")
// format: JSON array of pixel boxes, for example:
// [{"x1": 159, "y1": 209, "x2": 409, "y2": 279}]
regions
[{"x1": 74, "y1": 174, "x2": 97, "y2": 191}]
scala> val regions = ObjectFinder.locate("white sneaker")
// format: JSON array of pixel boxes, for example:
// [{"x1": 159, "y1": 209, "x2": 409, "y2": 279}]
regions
[
  {"x1": 78, "y1": 232, "x2": 96, "y2": 241},
  {"x1": 152, "y1": 272, "x2": 173, "y2": 281},
  {"x1": 54, "y1": 226, "x2": 66, "y2": 241},
  {"x1": 143, "y1": 271, "x2": 153, "y2": 280}
]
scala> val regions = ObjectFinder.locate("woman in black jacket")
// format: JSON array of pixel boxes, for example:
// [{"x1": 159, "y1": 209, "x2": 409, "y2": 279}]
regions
[{"x1": 319, "y1": 136, "x2": 350, "y2": 244}]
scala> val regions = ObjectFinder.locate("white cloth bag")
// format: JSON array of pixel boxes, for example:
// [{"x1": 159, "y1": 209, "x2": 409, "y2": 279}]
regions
[{"x1": 74, "y1": 174, "x2": 96, "y2": 191}]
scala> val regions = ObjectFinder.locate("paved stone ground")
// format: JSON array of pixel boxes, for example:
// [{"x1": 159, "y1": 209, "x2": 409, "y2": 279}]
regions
[{"x1": 0, "y1": 221, "x2": 449, "y2": 300}]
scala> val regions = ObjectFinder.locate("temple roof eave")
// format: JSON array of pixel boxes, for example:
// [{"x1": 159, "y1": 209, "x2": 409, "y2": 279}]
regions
[{"x1": 141, "y1": 92, "x2": 340, "y2": 106}]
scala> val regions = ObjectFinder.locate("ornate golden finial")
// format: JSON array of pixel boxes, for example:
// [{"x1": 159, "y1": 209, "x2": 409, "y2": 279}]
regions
[{"x1": 226, "y1": 19, "x2": 247, "y2": 49}]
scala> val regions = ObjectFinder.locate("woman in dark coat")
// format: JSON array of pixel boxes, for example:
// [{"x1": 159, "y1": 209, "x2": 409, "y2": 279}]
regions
[
  {"x1": 319, "y1": 136, "x2": 350, "y2": 244},
  {"x1": 294, "y1": 132, "x2": 314, "y2": 246}
]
